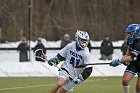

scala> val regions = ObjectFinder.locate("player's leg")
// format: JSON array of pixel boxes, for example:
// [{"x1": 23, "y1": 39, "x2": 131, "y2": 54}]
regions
[
  {"x1": 57, "y1": 87, "x2": 67, "y2": 93},
  {"x1": 49, "y1": 77, "x2": 66, "y2": 93},
  {"x1": 135, "y1": 75, "x2": 140, "y2": 93},
  {"x1": 122, "y1": 72, "x2": 134, "y2": 93},
  {"x1": 57, "y1": 79, "x2": 75, "y2": 93},
  {"x1": 50, "y1": 68, "x2": 73, "y2": 93},
  {"x1": 122, "y1": 61, "x2": 137, "y2": 93}
]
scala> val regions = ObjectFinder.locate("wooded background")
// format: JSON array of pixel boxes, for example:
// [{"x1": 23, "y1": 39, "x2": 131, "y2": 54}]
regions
[{"x1": 0, "y1": 0, "x2": 140, "y2": 41}]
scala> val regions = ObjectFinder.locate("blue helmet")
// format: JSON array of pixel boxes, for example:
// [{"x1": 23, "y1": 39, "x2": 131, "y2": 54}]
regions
[{"x1": 125, "y1": 24, "x2": 140, "y2": 44}]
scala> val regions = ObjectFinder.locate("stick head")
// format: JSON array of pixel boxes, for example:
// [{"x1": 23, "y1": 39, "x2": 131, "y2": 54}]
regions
[{"x1": 34, "y1": 49, "x2": 47, "y2": 62}]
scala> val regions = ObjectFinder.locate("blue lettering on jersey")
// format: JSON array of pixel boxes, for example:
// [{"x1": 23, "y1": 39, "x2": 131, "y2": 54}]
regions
[
  {"x1": 70, "y1": 50, "x2": 82, "y2": 59},
  {"x1": 70, "y1": 50, "x2": 82, "y2": 67}
]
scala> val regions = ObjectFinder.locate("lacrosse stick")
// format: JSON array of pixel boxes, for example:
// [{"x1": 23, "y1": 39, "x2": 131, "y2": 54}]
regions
[
  {"x1": 34, "y1": 49, "x2": 73, "y2": 80},
  {"x1": 34, "y1": 49, "x2": 47, "y2": 62},
  {"x1": 75, "y1": 63, "x2": 110, "y2": 68}
]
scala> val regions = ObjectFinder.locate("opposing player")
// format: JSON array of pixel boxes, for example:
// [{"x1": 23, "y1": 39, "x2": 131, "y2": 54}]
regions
[
  {"x1": 110, "y1": 24, "x2": 140, "y2": 93},
  {"x1": 47, "y1": 30, "x2": 93, "y2": 93}
]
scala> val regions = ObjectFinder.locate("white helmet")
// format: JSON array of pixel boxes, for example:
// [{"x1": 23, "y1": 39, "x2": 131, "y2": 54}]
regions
[{"x1": 75, "y1": 30, "x2": 90, "y2": 49}]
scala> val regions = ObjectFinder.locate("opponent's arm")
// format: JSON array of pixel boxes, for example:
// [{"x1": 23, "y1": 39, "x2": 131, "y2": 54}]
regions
[
  {"x1": 48, "y1": 53, "x2": 65, "y2": 66},
  {"x1": 122, "y1": 50, "x2": 138, "y2": 62},
  {"x1": 73, "y1": 67, "x2": 92, "y2": 84},
  {"x1": 110, "y1": 50, "x2": 138, "y2": 67}
]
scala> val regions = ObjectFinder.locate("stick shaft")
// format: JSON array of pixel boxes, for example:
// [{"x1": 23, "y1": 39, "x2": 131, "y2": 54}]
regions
[
  {"x1": 34, "y1": 49, "x2": 73, "y2": 80},
  {"x1": 76, "y1": 63, "x2": 110, "y2": 68},
  {"x1": 86, "y1": 63, "x2": 110, "y2": 65},
  {"x1": 51, "y1": 62, "x2": 73, "y2": 80}
]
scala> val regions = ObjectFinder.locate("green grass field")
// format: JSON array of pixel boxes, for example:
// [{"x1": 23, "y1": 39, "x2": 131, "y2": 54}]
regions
[{"x1": 0, "y1": 77, "x2": 137, "y2": 93}]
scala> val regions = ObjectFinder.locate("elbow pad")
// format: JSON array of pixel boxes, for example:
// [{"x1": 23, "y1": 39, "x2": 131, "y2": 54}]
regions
[
  {"x1": 81, "y1": 67, "x2": 92, "y2": 80},
  {"x1": 56, "y1": 53, "x2": 65, "y2": 61}
]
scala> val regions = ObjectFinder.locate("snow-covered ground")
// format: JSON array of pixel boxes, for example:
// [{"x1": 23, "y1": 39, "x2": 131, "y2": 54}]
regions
[{"x1": 0, "y1": 39, "x2": 126, "y2": 77}]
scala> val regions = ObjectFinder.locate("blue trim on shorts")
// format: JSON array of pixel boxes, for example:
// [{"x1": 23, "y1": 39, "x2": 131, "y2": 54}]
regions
[
  {"x1": 125, "y1": 70, "x2": 136, "y2": 75},
  {"x1": 137, "y1": 73, "x2": 140, "y2": 76}
]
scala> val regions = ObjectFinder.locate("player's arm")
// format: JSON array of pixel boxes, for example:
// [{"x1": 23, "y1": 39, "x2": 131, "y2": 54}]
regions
[
  {"x1": 121, "y1": 49, "x2": 133, "y2": 63},
  {"x1": 56, "y1": 53, "x2": 66, "y2": 61},
  {"x1": 81, "y1": 67, "x2": 93, "y2": 80},
  {"x1": 121, "y1": 50, "x2": 138, "y2": 63},
  {"x1": 48, "y1": 53, "x2": 65, "y2": 66},
  {"x1": 110, "y1": 49, "x2": 138, "y2": 67},
  {"x1": 73, "y1": 67, "x2": 92, "y2": 84}
]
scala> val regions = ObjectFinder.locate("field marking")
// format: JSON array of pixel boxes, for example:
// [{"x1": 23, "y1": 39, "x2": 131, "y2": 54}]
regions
[
  {"x1": 0, "y1": 78, "x2": 108, "y2": 91},
  {"x1": 0, "y1": 84, "x2": 54, "y2": 91},
  {"x1": 85, "y1": 78, "x2": 108, "y2": 82}
]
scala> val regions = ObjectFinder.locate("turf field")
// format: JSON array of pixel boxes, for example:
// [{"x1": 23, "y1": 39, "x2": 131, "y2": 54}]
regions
[{"x1": 0, "y1": 77, "x2": 137, "y2": 93}]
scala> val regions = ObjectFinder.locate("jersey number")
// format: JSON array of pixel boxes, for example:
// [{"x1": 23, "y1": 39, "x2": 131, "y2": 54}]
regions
[{"x1": 70, "y1": 57, "x2": 80, "y2": 67}]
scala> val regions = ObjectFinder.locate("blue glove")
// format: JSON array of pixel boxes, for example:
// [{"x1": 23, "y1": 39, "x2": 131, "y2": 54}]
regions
[
  {"x1": 73, "y1": 74, "x2": 84, "y2": 84},
  {"x1": 48, "y1": 57, "x2": 59, "y2": 66},
  {"x1": 110, "y1": 59, "x2": 121, "y2": 67}
]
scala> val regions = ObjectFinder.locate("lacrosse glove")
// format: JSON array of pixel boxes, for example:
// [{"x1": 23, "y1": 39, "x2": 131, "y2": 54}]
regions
[
  {"x1": 110, "y1": 59, "x2": 121, "y2": 67},
  {"x1": 73, "y1": 74, "x2": 84, "y2": 84},
  {"x1": 48, "y1": 57, "x2": 60, "y2": 66}
]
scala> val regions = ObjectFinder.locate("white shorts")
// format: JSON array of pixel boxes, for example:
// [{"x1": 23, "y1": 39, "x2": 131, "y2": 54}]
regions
[{"x1": 58, "y1": 70, "x2": 75, "y2": 91}]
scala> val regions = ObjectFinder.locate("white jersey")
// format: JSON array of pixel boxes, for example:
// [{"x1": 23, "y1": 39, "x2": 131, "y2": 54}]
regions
[{"x1": 58, "y1": 41, "x2": 92, "y2": 77}]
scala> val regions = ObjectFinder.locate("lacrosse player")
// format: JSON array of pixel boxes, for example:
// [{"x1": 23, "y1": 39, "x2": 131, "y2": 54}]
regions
[
  {"x1": 47, "y1": 30, "x2": 93, "y2": 93},
  {"x1": 110, "y1": 24, "x2": 140, "y2": 93}
]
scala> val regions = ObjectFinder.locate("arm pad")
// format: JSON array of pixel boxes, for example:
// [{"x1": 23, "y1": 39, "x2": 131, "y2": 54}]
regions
[
  {"x1": 48, "y1": 53, "x2": 65, "y2": 65},
  {"x1": 56, "y1": 53, "x2": 65, "y2": 61},
  {"x1": 81, "y1": 67, "x2": 92, "y2": 80}
]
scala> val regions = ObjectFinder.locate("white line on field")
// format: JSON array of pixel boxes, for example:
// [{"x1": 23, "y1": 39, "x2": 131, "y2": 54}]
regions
[
  {"x1": 0, "y1": 84, "x2": 54, "y2": 91},
  {"x1": 0, "y1": 78, "x2": 107, "y2": 91},
  {"x1": 85, "y1": 78, "x2": 108, "y2": 82}
]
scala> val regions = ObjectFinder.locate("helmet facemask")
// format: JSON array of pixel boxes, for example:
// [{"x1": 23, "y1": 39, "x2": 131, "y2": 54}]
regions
[
  {"x1": 125, "y1": 32, "x2": 135, "y2": 44},
  {"x1": 77, "y1": 37, "x2": 89, "y2": 49},
  {"x1": 75, "y1": 30, "x2": 90, "y2": 49}
]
